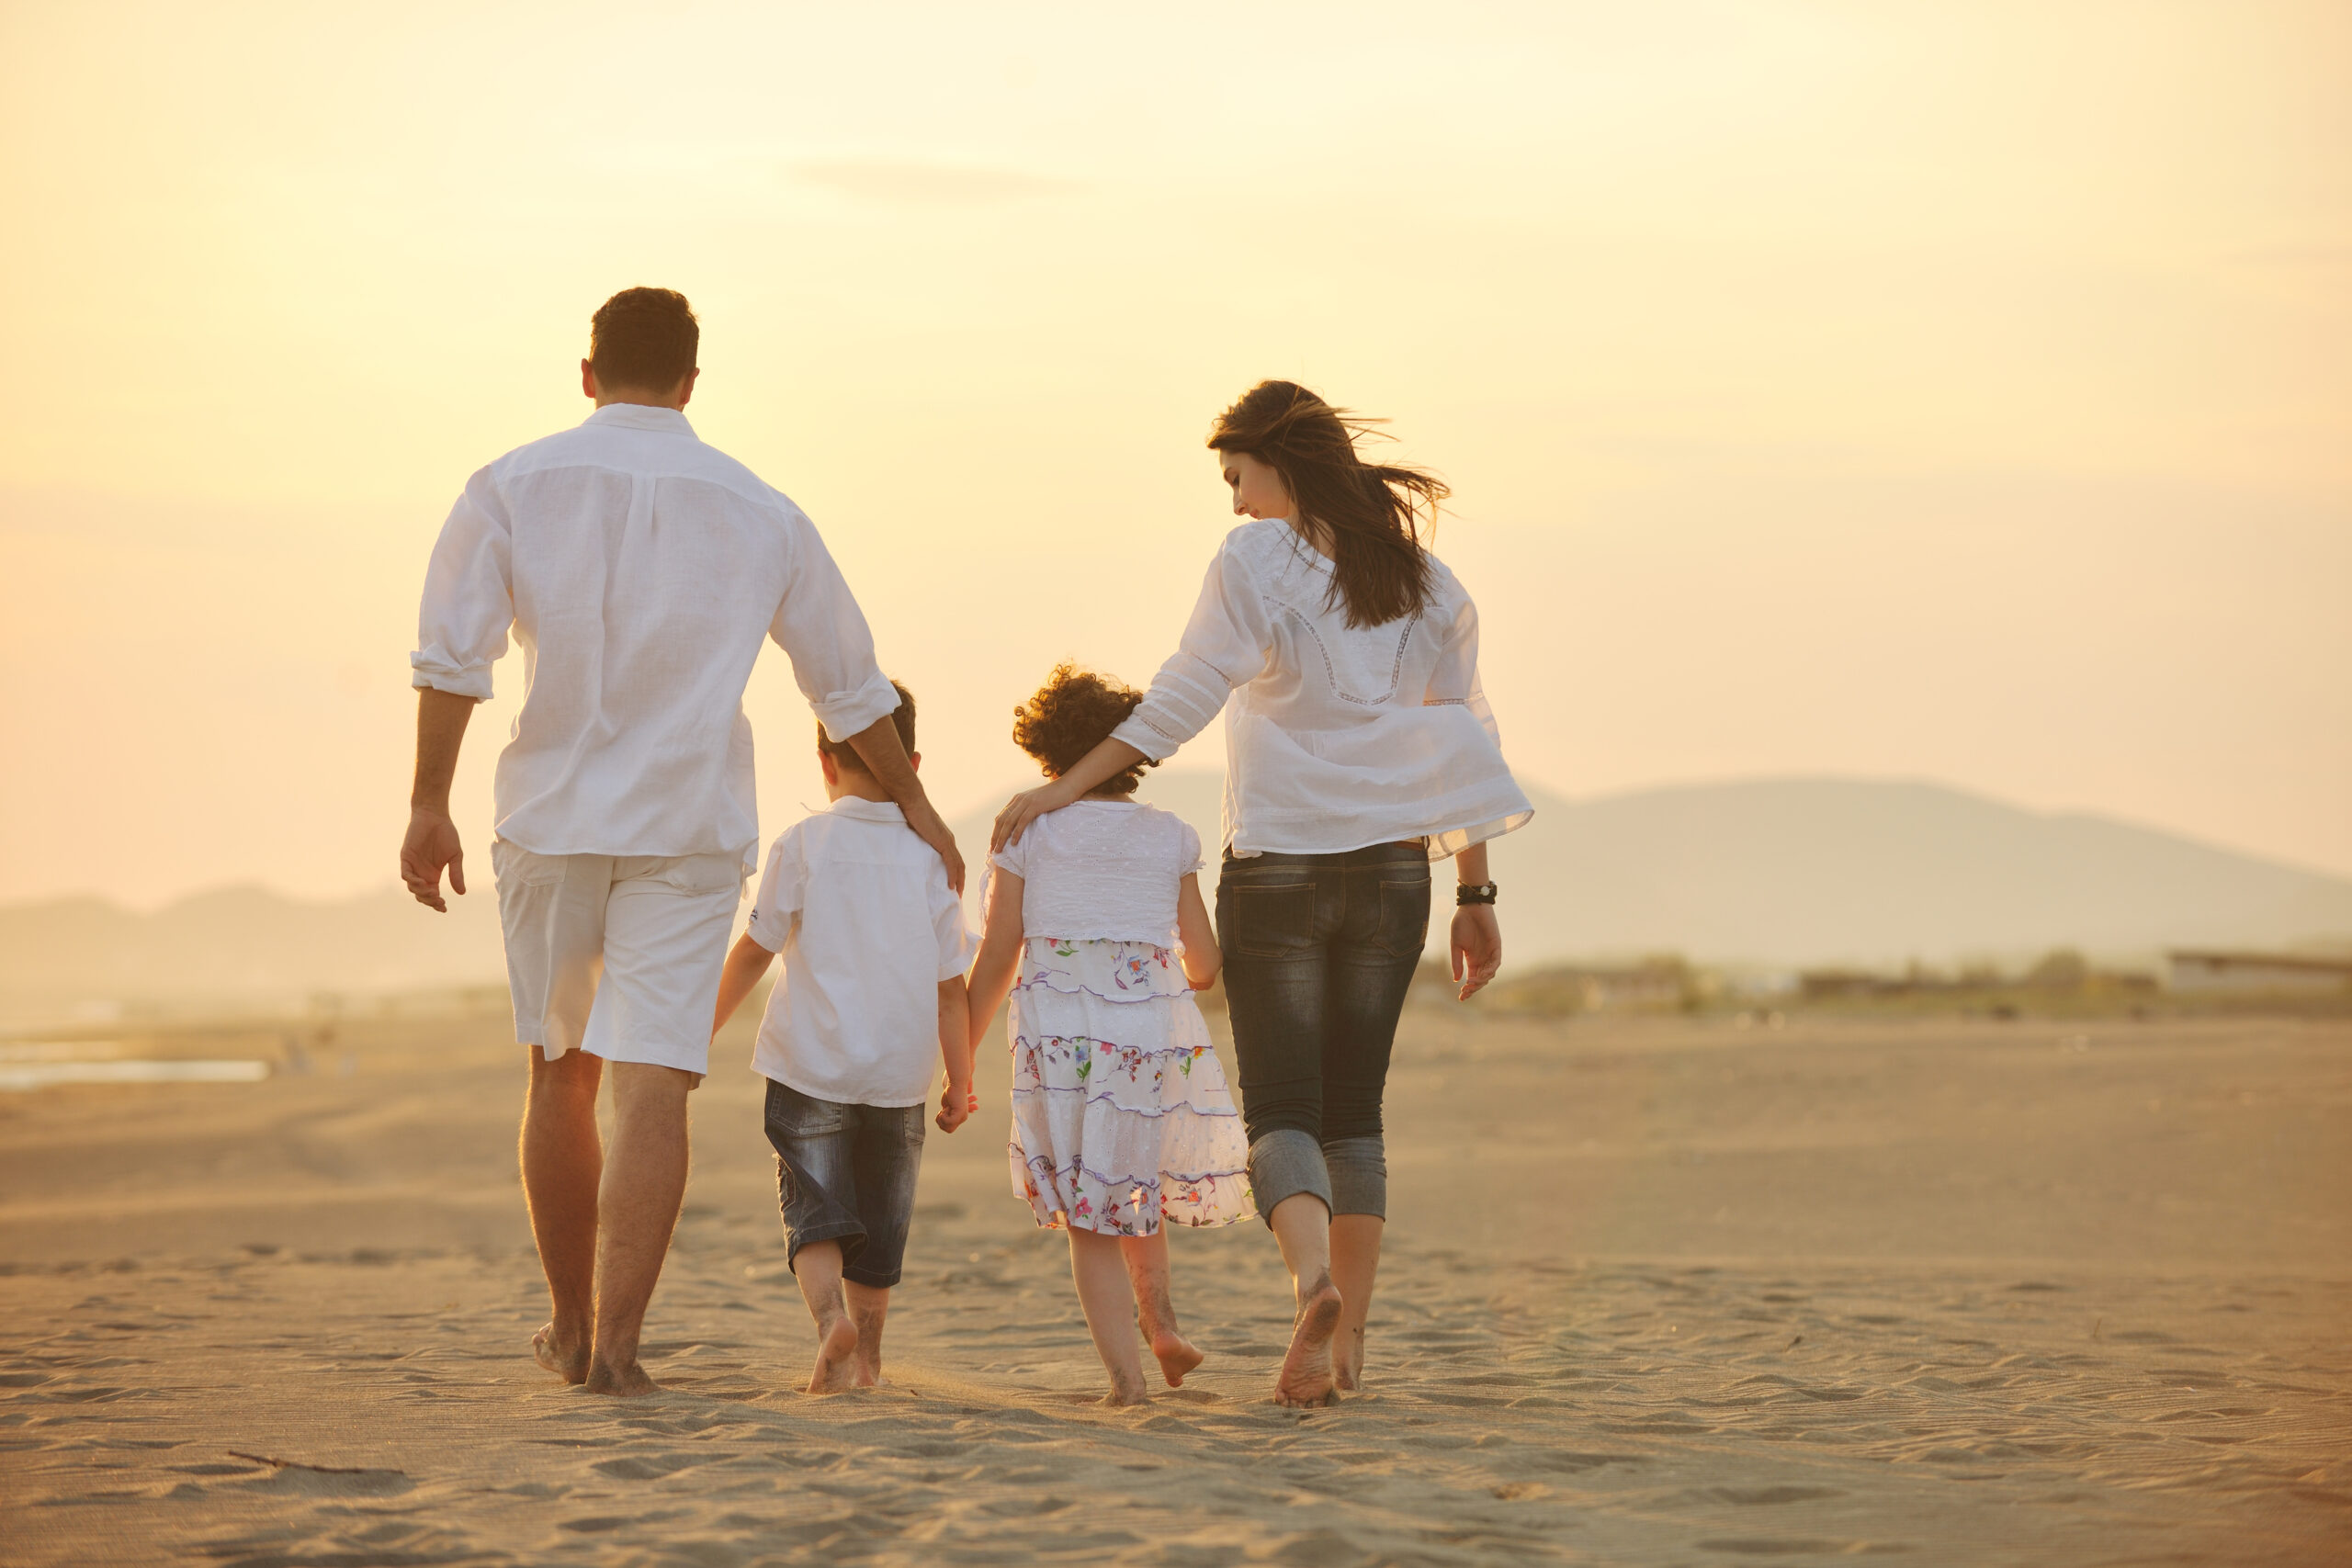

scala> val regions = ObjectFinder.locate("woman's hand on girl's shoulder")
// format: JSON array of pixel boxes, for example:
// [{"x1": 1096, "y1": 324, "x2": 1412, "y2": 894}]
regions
[{"x1": 991, "y1": 777, "x2": 1080, "y2": 852}]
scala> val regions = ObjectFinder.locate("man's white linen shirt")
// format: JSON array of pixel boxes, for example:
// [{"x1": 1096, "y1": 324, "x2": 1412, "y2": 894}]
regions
[
  {"x1": 745, "y1": 798, "x2": 978, "y2": 1109},
  {"x1": 410, "y1": 403, "x2": 902, "y2": 866},
  {"x1": 1110, "y1": 519, "x2": 1533, "y2": 861}
]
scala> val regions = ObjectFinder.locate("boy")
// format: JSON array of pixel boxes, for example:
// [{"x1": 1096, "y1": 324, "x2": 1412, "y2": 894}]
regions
[{"x1": 711, "y1": 682, "x2": 976, "y2": 1393}]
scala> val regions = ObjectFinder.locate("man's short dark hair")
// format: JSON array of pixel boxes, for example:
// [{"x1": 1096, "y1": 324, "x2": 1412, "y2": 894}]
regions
[
  {"x1": 818, "y1": 681, "x2": 916, "y2": 773},
  {"x1": 589, "y1": 288, "x2": 698, "y2": 390}
]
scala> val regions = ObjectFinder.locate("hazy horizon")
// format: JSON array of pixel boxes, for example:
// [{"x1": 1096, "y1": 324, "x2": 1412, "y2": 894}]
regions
[{"x1": 4, "y1": 3, "x2": 2346, "y2": 908}]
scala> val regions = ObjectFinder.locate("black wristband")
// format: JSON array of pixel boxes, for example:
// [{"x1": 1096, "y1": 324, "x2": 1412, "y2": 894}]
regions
[{"x1": 1455, "y1": 882, "x2": 1498, "y2": 907}]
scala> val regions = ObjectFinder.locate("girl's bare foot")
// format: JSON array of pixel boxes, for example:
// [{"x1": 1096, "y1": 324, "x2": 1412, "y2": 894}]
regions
[
  {"x1": 807, "y1": 1314, "x2": 860, "y2": 1393},
  {"x1": 1102, "y1": 1367, "x2": 1151, "y2": 1407},
  {"x1": 582, "y1": 1358, "x2": 658, "y2": 1397},
  {"x1": 532, "y1": 1322, "x2": 590, "y2": 1385},
  {"x1": 1149, "y1": 1328, "x2": 1204, "y2": 1388},
  {"x1": 1274, "y1": 1272, "x2": 1343, "y2": 1408}
]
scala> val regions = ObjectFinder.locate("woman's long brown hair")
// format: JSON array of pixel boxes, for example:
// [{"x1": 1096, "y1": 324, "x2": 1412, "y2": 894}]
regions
[{"x1": 1207, "y1": 380, "x2": 1448, "y2": 628}]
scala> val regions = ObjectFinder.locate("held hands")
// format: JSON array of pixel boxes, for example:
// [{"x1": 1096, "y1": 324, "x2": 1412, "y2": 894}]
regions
[
  {"x1": 991, "y1": 775, "x2": 1081, "y2": 853},
  {"x1": 1450, "y1": 905, "x2": 1501, "y2": 1001},
  {"x1": 401, "y1": 807, "x2": 466, "y2": 912},
  {"x1": 936, "y1": 1077, "x2": 977, "y2": 1134}
]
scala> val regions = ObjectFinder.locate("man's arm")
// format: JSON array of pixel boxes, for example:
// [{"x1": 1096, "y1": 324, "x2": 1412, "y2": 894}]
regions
[
  {"x1": 401, "y1": 688, "x2": 476, "y2": 911},
  {"x1": 844, "y1": 716, "x2": 965, "y2": 894}
]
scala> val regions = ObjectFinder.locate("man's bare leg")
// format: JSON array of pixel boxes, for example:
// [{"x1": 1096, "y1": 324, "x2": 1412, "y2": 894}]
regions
[
  {"x1": 521, "y1": 1046, "x2": 603, "y2": 1383},
  {"x1": 1069, "y1": 1230, "x2": 1149, "y2": 1406},
  {"x1": 1268, "y1": 1193, "x2": 1342, "y2": 1408},
  {"x1": 582, "y1": 1060, "x2": 692, "y2": 1397},
  {"x1": 844, "y1": 1281, "x2": 890, "y2": 1388},
  {"x1": 1119, "y1": 1230, "x2": 1203, "y2": 1386},
  {"x1": 794, "y1": 1241, "x2": 861, "y2": 1393},
  {"x1": 1329, "y1": 1214, "x2": 1384, "y2": 1392}
]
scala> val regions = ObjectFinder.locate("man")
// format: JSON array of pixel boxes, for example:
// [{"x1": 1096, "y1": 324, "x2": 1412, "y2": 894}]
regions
[{"x1": 401, "y1": 288, "x2": 961, "y2": 1397}]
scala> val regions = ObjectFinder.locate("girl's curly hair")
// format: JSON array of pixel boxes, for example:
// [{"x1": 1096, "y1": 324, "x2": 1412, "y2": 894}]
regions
[{"x1": 1012, "y1": 663, "x2": 1158, "y2": 795}]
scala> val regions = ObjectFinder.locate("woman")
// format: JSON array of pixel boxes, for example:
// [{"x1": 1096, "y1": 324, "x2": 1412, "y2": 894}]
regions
[{"x1": 992, "y1": 380, "x2": 1531, "y2": 1406}]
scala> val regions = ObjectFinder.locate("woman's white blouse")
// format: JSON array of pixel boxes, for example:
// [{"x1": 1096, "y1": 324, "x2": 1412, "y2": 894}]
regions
[{"x1": 1110, "y1": 520, "x2": 1532, "y2": 861}]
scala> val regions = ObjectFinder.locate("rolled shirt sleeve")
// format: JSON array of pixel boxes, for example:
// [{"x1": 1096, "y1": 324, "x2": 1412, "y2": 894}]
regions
[
  {"x1": 771, "y1": 508, "x2": 904, "y2": 743},
  {"x1": 410, "y1": 468, "x2": 514, "y2": 700},
  {"x1": 1112, "y1": 536, "x2": 1274, "y2": 762}
]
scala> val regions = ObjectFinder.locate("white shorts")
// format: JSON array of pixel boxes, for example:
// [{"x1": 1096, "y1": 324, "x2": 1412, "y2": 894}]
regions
[{"x1": 491, "y1": 840, "x2": 746, "y2": 1078}]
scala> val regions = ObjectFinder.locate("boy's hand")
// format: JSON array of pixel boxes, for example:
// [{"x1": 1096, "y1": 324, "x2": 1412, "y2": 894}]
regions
[{"x1": 936, "y1": 1079, "x2": 976, "y2": 1133}]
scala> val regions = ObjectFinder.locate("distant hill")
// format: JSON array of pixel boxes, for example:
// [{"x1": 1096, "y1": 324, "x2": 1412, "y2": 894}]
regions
[
  {"x1": 961, "y1": 773, "x2": 2352, "y2": 968},
  {"x1": 5, "y1": 776, "x2": 2347, "y2": 1018}
]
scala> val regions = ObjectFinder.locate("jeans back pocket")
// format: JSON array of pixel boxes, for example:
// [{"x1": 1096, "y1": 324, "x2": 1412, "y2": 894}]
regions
[{"x1": 1220, "y1": 880, "x2": 1317, "y2": 960}]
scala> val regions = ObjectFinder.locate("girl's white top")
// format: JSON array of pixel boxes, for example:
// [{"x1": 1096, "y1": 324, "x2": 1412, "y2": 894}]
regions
[
  {"x1": 1110, "y1": 519, "x2": 1533, "y2": 861},
  {"x1": 989, "y1": 800, "x2": 1204, "y2": 944}
]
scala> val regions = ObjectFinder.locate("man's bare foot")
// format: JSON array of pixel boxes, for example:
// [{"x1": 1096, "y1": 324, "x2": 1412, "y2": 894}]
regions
[
  {"x1": 1274, "y1": 1272, "x2": 1343, "y2": 1408},
  {"x1": 807, "y1": 1314, "x2": 860, "y2": 1393},
  {"x1": 582, "y1": 1359, "x2": 659, "y2": 1397},
  {"x1": 532, "y1": 1322, "x2": 591, "y2": 1385},
  {"x1": 1148, "y1": 1328, "x2": 1204, "y2": 1388}
]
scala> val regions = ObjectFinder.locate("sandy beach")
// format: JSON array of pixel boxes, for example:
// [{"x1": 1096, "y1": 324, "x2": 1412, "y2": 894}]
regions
[{"x1": 4, "y1": 995, "x2": 2347, "y2": 1565}]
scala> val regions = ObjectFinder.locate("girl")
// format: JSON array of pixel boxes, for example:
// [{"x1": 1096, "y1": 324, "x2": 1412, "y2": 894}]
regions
[
  {"x1": 992, "y1": 382, "x2": 1530, "y2": 1407},
  {"x1": 966, "y1": 662, "x2": 1252, "y2": 1406}
]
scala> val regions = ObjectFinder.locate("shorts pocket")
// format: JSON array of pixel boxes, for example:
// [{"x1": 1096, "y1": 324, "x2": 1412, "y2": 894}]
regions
[
  {"x1": 491, "y1": 840, "x2": 565, "y2": 889},
  {"x1": 1221, "y1": 882, "x2": 1317, "y2": 960},
  {"x1": 657, "y1": 852, "x2": 744, "y2": 897}
]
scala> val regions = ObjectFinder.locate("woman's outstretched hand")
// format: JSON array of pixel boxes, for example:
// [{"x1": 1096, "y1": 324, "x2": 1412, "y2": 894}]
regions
[
  {"x1": 991, "y1": 776, "x2": 1082, "y2": 852},
  {"x1": 1450, "y1": 905, "x2": 1501, "y2": 1000}
]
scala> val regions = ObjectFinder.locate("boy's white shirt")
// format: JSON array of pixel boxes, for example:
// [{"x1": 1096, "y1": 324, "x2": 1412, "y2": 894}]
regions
[{"x1": 747, "y1": 796, "x2": 977, "y2": 1108}]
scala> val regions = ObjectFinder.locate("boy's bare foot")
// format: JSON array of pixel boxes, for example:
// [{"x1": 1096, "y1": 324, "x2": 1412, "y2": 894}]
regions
[
  {"x1": 807, "y1": 1314, "x2": 860, "y2": 1393},
  {"x1": 1148, "y1": 1328, "x2": 1204, "y2": 1388},
  {"x1": 1274, "y1": 1272, "x2": 1343, "y2": 1408},
  {"x1": 582, "y1": 1358, "x2": 659, "y2": 1397},
  {"x1": 532, "y1": 1322, "x2": 590, "y2": 1385}
]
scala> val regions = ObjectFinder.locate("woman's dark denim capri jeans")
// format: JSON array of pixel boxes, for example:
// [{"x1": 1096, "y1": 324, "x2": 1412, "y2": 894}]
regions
[{"x1": 1216, "y1": 841, "x2": 1430, "y2": 1224}]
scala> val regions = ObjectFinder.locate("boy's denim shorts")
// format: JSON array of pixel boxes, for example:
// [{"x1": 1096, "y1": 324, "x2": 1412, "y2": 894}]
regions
[{"x1": 763, "y1": 1079, "x2": 928, "y2": 1289}]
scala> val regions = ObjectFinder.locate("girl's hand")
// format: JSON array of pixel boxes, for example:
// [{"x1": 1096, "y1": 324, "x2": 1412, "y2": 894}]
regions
[
  {"x1": 991, "y1": 777, "x2": 1080, "y2": 852},
  {"x1": 1450, "y1": 905, "x2": 1501, "y2": 1000},
  {"x1": 936, "y1": 1079, "x2": 976, "y2": 1133}
]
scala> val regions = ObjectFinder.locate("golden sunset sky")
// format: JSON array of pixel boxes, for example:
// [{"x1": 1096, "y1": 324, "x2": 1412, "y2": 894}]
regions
[{"x1": 2, "y1": 2, "x2": 2346, "y2": 907}]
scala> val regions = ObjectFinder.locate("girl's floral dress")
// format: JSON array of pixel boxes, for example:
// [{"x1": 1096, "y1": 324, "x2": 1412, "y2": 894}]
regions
[{"x1": 989, "y1": 802, "x2": 1250, "y2": 1235}]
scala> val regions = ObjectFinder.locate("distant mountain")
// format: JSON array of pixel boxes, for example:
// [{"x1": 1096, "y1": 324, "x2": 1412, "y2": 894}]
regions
[
  {"x1": 5, "y1": 776, "x2": 2346, "y2": 1017},
  {"x1": 959, "y1": 773, "x2": 2352, "y2": 968},
  {"x1": 0, "y1": 885, "x2": 510, "y2": 1018}
]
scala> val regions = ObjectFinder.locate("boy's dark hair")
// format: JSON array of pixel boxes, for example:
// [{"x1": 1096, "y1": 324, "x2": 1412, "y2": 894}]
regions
[
  {"x1": 1012, "y1": 663, "x2": 1157, "y2": 796},
  {"x1": 818, "y1": 681, "x2": 916, "y2": 773},
  {"x1": 589, "y1": 288, "x2": 699, "y2": 390}
]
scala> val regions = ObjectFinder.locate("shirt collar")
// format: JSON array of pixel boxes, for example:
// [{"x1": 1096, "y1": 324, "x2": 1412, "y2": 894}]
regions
[
  {"x1": 826, "y1": 796, "x2": 906, "y2": 824},
  {"x1": 582, "y1": 403, "x2": 697, "y2": 438}
]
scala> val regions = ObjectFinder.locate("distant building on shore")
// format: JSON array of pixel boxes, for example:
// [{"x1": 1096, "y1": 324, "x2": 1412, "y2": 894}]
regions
[{"x1": 2165, "y1": 950, "x2": 2352, "y2": 994}]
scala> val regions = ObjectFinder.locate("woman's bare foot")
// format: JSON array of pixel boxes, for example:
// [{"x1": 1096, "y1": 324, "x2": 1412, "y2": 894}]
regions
[
  {"x1": 1102, "y1": 1366, "x2": 1151, "y2": 1407},
  {"x1": 1148, "y1": 1329, "x2": 1204, "y2": 1388},
  {"x1": 1333, "y1": 1326, "x2": 1367, "y2": 1392},
  {"x1": 532, "y1": 1322, "x2": 591, "y2": 1385},
  {"x1": 1274, "y1": 1272, "x2": 1343, "y2": 1408},
  {"x1": 582, "y1": 1358, "x2": 658, "y2": 1397},
  {"x1": 807, "y1": 1314, "x2": 860, "y2": 1393}
]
